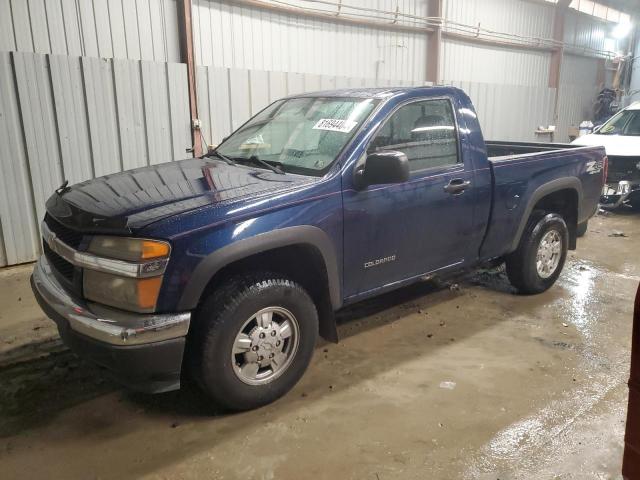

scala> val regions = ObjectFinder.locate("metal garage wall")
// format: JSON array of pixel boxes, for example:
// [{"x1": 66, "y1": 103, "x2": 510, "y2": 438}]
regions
[
  {"x1": 628, "y1": 39, "x2": 640, "y2": 105},
  {"x1": 555, "y1": 53, "x2": 601, "y2": 141},
  {"x1": 0, "y1": 51, "x2": 191, "y2": 267},
  {"x1": 191, "y1": 0, "x2": 429, "y2": 82},
  {"x1": 445, "y1": 80, "x2": 555, "y2": 142},
  {"x1": 195, "y1": 65, "x2": 425, "y2": 148},
  {"x1": 440, "y1": 0, "x2": 555, "y2": 146},
  {"x1": 439, "y1": 0, "x2": 554, "y2": 128},
  {"x1": 444, "y1": 0, "x2": 554, "y2": 39},
  {"x1": 0, "y1": 0, "x2": 181, "y2": 62},
  {"x1": 441, "y1": 39, "x2": 552, "y2": 87},
  {"x1": 0, "y1": 52, "x2": 40, "y2": 268},
  {"x1": 563, "y1": 9, "x2": 618, "y2": 54}
]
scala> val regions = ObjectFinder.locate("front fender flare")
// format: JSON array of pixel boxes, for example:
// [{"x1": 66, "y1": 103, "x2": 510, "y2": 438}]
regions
[{"x1": 178, "y1": 225, "x2": 342, "y2": 311}]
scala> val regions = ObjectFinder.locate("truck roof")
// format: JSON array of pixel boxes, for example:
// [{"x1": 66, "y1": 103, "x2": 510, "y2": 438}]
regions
[{"x1": 285, "y1": 86, "x2": 459, "y2": 100}]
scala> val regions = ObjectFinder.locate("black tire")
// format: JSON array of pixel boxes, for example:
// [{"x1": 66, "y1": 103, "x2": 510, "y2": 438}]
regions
[
  {"x1": 576, "y1": 220, "x2": 588, "y2": 237},
  {"x1": 506, "y1": 212, "x2": 568, "y2": 294},
  {"x1": 189, "y1": 273, "x2": 318, "y2": 411}
]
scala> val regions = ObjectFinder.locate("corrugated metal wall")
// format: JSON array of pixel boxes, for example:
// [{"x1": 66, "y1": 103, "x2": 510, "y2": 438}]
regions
[
  {"x1": 629, "y1": 38, "x2": 640, "y2": 105},
  {"x1": 0, "y1": 0, "x2": 181, "y2": 61},
  {"x1": 191, "y1": 0, "x2": 429, "y2": 82},
  {"x1": 440, "y1": 0, "x2": 555, "y2": 143},
  {"x1": 446, "y1": 80, "x2": 556, "y2": 142},
  {"x1": 0, "y1": 51, "x2": 190, "y2": 267},
  {"x1": 441, "y1": 39, "x2": 552, "y2": 87},
  {"x1": 563, "y1": 9, "x2": 616, "y2": 54},
  {"x1": 195, "y1": 65, "x2": 425, "y2": 148},
  {"x1": 444, "y1": 0, "x2": 554, "y2": 39},
  {"x1": 0, "y1": 52, "x2": 40, "y2": 267},
  {"x1": 555, "y1": 53, "x2": 601, "y2": 141}
]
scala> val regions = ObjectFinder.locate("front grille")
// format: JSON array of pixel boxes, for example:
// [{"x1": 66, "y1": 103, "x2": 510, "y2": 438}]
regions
[
  {"x1": 43, "y1": 241, "x2": 74, "y2": 281},
  {"x1": 44, "y1": 214, "x2": 83, "y2": 249},
  {"x1": 607, "y1": 156, "x2": 640, "y2": 183}
]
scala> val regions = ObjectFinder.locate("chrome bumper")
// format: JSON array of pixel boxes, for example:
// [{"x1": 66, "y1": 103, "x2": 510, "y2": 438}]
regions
[
  {"x1": 600, "y1": 181, "x2": 639, "y2": 208},
  {"x1": 32, "y1": 256, "x2": 191, "y2": 346}
]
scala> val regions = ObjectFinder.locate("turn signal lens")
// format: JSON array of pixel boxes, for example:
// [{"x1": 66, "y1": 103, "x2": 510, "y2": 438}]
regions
[
  {"x1": 141, "y1": 240, "x2": 170, "y2": 259},
  {"x1": 137, "y1": 277, "x2": 163, "y2": 310},
  {"x1": 84, "y1": 270, "x2": 163, "y2": 313}
]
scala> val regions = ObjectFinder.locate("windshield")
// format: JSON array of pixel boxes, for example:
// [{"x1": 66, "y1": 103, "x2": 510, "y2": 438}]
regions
[
  {"x1": 596, "y1": 109, "x2": 640, "y2": 136},
  {"x1": 216, "y1": 97, "x2": 379, "y2": 175}
]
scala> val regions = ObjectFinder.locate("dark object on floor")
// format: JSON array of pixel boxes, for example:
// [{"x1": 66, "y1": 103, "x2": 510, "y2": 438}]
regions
[{"x1": 623, "y1": 281, "x2": 640, "y2": 479}]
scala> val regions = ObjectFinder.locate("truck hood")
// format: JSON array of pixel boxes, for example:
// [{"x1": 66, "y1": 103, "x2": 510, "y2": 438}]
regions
[
  {"x1": 46, "y1": 157, "x2": 318, "y2": 233},
  {"x1": 571, "y1": 133, "x2": 640, "y2": 156}
]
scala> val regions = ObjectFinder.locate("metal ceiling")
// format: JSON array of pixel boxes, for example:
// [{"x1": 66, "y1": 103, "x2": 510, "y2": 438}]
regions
[{"x1": 594, "y1": 0, "x2": 640, "y2": 15}]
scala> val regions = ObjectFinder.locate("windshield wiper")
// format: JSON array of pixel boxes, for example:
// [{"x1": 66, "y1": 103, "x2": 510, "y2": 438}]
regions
[
  {"x1": 205, "y1": 150, "x2": 236, "y2": 165},
  {"x1": 241, "y1": 155, "x2": 285, "y2": 175}
]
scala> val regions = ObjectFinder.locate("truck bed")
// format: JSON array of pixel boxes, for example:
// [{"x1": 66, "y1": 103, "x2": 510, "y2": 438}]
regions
[
  {"x1": 479, "y1": 141, "x2": 605, "y2": 261},
  {"x1": 486, "y1": 140, "x2": 586, "y2": 159}
]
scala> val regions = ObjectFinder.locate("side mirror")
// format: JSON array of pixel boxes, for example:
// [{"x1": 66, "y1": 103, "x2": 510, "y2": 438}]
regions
[{"x1": 354, "y1": 150, "x2": 410, "y2": 189}]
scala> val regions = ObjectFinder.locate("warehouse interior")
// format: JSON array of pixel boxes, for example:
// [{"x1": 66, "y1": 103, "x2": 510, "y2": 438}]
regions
[{"x1": 1, "y1": 0, "x2": 640, "y2": 478}]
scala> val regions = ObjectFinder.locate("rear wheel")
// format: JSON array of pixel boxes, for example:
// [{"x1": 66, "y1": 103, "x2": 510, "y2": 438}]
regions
[
  {"x1": 190, "y1": 273, "x2": 318, "y2": 411},
  {"x1": 506, "y1": 212, "x2": 568, "y2": 294}
]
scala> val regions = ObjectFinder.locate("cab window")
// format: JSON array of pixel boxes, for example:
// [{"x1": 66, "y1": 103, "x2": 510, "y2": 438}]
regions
[{"x1": 370, "y1": 99, "x2": 459, "y2": 172}]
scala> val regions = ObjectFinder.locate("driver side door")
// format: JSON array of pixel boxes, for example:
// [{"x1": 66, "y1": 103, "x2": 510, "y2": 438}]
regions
[{"x1": 342, "y1": 97, "x2": 476, "y2": 300}]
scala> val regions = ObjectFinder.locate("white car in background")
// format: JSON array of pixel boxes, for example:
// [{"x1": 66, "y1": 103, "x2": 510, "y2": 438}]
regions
[{"x1": 572, "y1": 101, "x2": 640, "y2": 210}]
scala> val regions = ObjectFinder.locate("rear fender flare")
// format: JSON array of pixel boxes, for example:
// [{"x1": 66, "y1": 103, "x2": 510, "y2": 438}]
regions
[{"x1": 509, "y1": 177, "x2": 583, "y2": 253}]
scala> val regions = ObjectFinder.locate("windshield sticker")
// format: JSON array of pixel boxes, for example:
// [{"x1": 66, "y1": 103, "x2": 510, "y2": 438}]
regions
[
  {"x1": 244, "y1": 133, "x2": 265, "y2": 144},
  {"x1": 240, "y1": 133, "x2": 270, "y2": 149},
  {"x1": 312, "y1": 118, "x2": 357, "y2": 133}
]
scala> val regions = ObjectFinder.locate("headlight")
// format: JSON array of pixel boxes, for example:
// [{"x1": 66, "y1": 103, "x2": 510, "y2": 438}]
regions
[
  {"x1": 83, "y1": 237, "x2": 170, "y2": 313},
  {"x1": 618, "y1": 181, "x2": 631, "y2": 194},
  {"x1": 88, "y1": 236, "x2": 170, "y2": 262}
]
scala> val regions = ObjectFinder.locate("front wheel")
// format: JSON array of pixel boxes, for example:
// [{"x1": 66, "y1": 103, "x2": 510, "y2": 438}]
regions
[
  {"x1": 506, "y1": 212, "x2": 568, "y2": 294},
  {"x1": 190, "y1": 273, "x2": 318, "y2": 411}
]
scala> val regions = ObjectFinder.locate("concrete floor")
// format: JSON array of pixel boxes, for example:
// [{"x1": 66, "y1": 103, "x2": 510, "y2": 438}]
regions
[{"x1": 0, "y1": 211, "x2": 638, "y2": 480}]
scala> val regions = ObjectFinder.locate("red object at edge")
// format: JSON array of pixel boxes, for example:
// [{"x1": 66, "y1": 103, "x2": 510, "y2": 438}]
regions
[{"x1": 623, "y1": 282, "x2": 640, "y2": 479}]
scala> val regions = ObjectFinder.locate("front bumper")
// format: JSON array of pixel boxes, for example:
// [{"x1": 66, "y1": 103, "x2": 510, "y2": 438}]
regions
[
  {"x1": 600, "y1": 181, "x2": 640, "y2": 208},
  {"x1": 31, "y1": 256, "x2": 191, "y2": 393}
]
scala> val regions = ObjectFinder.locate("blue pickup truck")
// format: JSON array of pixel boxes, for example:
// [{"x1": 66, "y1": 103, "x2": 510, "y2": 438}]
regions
[{"x1": 31, "y1": 87, "x2": 606, "y2": 410}]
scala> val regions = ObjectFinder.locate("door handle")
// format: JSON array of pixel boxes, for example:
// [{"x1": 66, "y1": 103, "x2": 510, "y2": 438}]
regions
[{"x1": 444, "y1": 178, "x2": 471, "y2": 195}]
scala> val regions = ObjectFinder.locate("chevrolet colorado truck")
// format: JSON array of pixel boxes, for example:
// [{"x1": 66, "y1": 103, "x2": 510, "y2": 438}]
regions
[{"x1": 31, "y1": 87, "x2": 606, "y2": 410}]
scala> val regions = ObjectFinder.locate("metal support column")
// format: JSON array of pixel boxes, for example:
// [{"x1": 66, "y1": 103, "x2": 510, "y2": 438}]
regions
[
  {"x1": 426, "y1": 0, "x2": 442, "y2": 85},
  {"x1": 177, "y1": 0, "x2": 202, "y2": 157},
  {"x1": 549, "y1": 0, "x2": 571, "y2": 129}
]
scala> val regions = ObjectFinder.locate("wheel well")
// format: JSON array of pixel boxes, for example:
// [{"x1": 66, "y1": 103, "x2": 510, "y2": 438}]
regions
[
  {"x1": 197, "y1": 244, "x2": 337, "y2": 342},
  {"x1": 531, "y1": 188, "x2": 578, "y2": 249}
]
